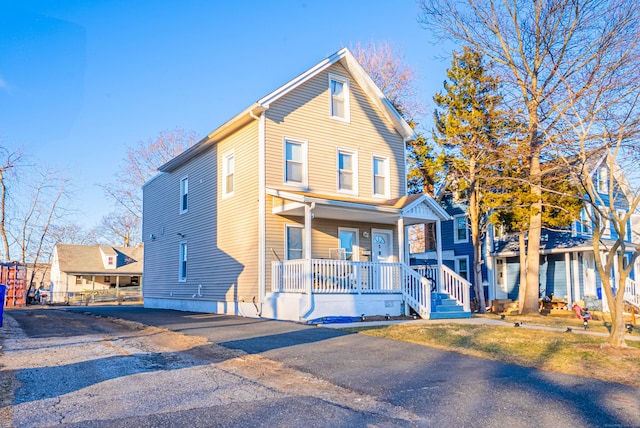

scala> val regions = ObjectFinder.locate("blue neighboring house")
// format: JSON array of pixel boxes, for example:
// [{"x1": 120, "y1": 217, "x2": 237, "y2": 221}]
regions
[
  {"x1": 411, "y1": 189, "x2": 490, "y2": 306},
  {"x1": 487, "y1": 153, "x2": 640, "y2": 310}
]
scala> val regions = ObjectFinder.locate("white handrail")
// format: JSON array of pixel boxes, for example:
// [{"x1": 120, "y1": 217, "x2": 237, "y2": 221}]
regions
[{"x1": 440, "y1": 264, "x2": 471, "y2": 312}]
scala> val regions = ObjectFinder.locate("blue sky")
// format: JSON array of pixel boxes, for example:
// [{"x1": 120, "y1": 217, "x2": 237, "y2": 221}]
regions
[{"x1": 0, "y1": 0, "x2": 454, "y2": 229}]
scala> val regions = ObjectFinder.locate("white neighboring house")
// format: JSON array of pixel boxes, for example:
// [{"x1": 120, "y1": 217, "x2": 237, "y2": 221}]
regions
[{"x1": 50, "y1": 244, "x2": 143, "y2": 303}]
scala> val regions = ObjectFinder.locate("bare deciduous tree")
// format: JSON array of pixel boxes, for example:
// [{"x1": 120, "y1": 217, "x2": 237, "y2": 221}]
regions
[
  {"x1": 0, "y1": 146, "x2": 23, "y2": 260},
  {"x1": 419, "y1": 0, "x2": 640, "y2": 325}
]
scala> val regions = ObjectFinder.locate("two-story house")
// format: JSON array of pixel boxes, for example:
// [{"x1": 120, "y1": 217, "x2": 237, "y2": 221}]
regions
[
  {"x1": 488, "y1": 153, "x2": 639, "y2": 311},
  {"x1": 142, "y1": 48, "x2": 471, "y2": 322}
]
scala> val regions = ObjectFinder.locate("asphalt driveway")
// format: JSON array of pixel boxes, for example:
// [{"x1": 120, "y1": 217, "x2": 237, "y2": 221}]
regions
[{"x1": 62, "y1": 305, "x2": 640, "y2": 428}]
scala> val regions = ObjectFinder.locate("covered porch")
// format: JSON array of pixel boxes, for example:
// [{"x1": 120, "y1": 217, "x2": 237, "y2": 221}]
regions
[{"x1": 264, "y1": 190, "x2": 471, "y2": 322}]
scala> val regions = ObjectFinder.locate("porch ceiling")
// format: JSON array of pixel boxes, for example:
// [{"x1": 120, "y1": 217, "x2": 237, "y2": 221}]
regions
[{"x1": 268, "y1": 188, "x2": 449, "y2": 225}]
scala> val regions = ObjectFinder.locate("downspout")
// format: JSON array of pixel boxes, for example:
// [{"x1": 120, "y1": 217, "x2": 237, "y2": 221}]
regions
[
  {"x1": 250, "y1": 109, "x2": 266, "y2": 317},
  {"x1": 300, "y1": 202, "x2": 315, "y2": 320}
]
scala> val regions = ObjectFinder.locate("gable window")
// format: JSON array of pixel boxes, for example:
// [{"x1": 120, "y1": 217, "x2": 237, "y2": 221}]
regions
[
  {"x1": 337, "y1": 149, "x2": 357, "y2": 194},
  {"x1": 223, "y1": 151, "x2": 234, "y2": 197},
  {"x1": 455, "y1": 256, "x2": 469, "y2": 281},
  {"x1": 453, "y1": 215, "x2": 469, "y2": 243},
  {"x1": 284, "y1": 138, "x2": 307, "y2": 186},
  {"x1": 329, "y1": 74, "x2": 350, "y2": 122},
  {"x1": 338, "y1": 227, "x2": 359, "y2": 261},
  {"x1": 179, "y1": 242, "x2": 187, "y2": 282},
  {"x1": 180, "y1": 176, "x2": 188, "y2": 213},
  {"x1": 597, "y1": 167, "x2": 608, "y2": 193},
  {"x1": 372, "y1": 155, "x2": 389, "y2": 198},
  {"x1": 286, "y1": 224, "x2": 304, "y2": 260}
]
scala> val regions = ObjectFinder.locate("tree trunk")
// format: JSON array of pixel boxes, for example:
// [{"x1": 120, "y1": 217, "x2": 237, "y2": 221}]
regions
[
  {"x1": 0, "y1": 170, "x2": 10, "y2": 261},
  {"x1": 468, "y1": 163, "x2": 486, "y2": 313},
  {"x1": 523, "y1": 142, "x2": 542, "y2": 315},
  {"x1": 517, "y1": 231, "x2": 527, "y2": 314}
]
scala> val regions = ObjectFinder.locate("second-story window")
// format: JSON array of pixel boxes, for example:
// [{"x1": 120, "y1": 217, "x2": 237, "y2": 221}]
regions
[
  {"x1": 454, "y1": 215, "x2": 468, "y2": 243},
  {"x1": 338, "y1": 149, "x2": 357, "y2": 194},
  {"x1": 329, "y1": 74, "x2": 350, "y2": 122},
  {"x1": 180, "y1": 176, "x2": 188, "y2": 213},
  {"x1": 372, "y1": 155, "x2": 389, "y2": 198},
  {"x1": 284, "y1": 138, "x2": 307, "y2": 187},
  {"x1": 223, "y1": 152, "x2": 234, "y2": 197},
  {"x1": 597, "y1": 166, "x2": 608, "y2": 193}
]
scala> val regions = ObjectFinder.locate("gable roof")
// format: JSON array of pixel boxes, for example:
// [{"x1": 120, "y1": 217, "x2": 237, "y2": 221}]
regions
[
  {"x1": 55, "y1": 244, "x2": 143, "y2": 275},
  {"x1": 158, "y1": 48, "x2": 416, "y2": 173}
]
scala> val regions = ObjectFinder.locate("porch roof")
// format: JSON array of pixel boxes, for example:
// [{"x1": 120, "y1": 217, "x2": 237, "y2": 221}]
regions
[
  {"x1": 491, "y1": 231, "x2": 622, "y2": 256},
  {"x1": 267, "y1": 188, "x2": 450, "y2": 225}
]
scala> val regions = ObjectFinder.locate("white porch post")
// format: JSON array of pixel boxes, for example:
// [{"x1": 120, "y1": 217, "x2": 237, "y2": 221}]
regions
[
  {"x1": 565, "y1": 252, "x2": 572, "y2": 306},
  {"x1": 436, "y1": 219, "x2": 443, "y2": 292},
  {"x1": 486, "y1": 225, "x2": 495, "y2": 302},
  {"x1": 300, "y1": 203, "x2": 314, "y2": 319},
  {"x1": 572, "y1": 253, "x2": 581, "y2": 304},
  {"x1": 397, "y1": 217, "x2": 406, "y2": 264}
]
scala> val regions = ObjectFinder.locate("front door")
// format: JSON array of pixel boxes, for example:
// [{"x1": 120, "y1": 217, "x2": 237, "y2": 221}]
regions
[{"x1": 371, "y1": 229, "x2": 393, "y2": 290}]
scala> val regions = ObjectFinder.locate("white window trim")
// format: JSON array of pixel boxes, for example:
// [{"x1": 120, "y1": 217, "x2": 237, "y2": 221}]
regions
[
  {"x1": 453, "y1": 214, "x2": 469, "y2": 244},
  {"x1": 338, "y1": 227, "x2": 360, "y2": 261},
  {"x1": 336, "y1": 148, "x2": 358, "y2": 195},
  {"x1": 180, "y1": 176, "x2": 189, "y2": 214},
  {"x1": 283, "y1": 137, "x2": 308, "y2": 188},
  {"x1": 285, "y1": 224, "x2": 305, "y2": 260},
  {"x1": 597, "y1": 167, "x2": 609, "y2": 194},
  {"x1": 178, "y1": 241, "x2": 187, "y2": 282},
  {"x1": 454, "y1": 255, "x2": 470, "y2": 281},
  {"x1": 222, "y1": 150, "x2": 235, "y2": 198},
  {"x1": 372, "y1": 154, "x2": 390, "y2": 199},
  {"x1": 328, "y1": 73, "x2": 350, "y2": 123}
]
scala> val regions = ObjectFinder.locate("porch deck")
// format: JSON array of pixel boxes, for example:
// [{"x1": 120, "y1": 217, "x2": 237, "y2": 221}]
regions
[{"x1": 271, "y1": 259, "x2": 471, "y2": 320}]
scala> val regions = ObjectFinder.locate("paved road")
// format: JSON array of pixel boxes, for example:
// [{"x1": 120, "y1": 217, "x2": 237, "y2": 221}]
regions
[{"x1": 3, "y1": 305, "x2": 640, "y2": 427}]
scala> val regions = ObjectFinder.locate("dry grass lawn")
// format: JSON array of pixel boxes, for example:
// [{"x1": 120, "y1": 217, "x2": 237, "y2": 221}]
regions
[{"x1": 344, "y1": 314, "x2": 640, "y2": 388}]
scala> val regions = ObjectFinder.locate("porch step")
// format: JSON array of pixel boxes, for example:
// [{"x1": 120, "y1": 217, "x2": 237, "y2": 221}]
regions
[{"x1": 430, "y1": 292, "x2": 470, "y2": 319}]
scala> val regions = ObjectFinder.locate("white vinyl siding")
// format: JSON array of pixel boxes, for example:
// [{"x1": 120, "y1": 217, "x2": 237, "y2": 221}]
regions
[
  {"x1": 223, "y1": 151, "x2": 234, "y2": 197},
  {"x1": 180, "y1": 176, "x2": 188, "y2": 213},
  {"x1": 329, "y1": 73, "x2": 350, "y2": 122},
  {"x1": 337, "y1": 149, "x2": 358, "y2": 194}
]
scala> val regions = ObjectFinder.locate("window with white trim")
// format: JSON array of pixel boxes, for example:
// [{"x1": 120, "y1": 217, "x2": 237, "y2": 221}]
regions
[
  {"x1": 285, "y1": 224, "x2": 304, "y2": 260},
  {"x1": 284, "y1": 138, "x2": 307, "y2": 186},
  {"x1": 329, "y1": 74, "x2": 350, "y2": 122},
  {"x1": 180, "y1": 176, "x2": 188, "y2": 213},
  {"x1": 337, "y1": 149, "x2": 357, "y2": 193},
  {"x1": 455, "y1": 256, "x2": 469, "y2": 281},
  {"x1": 338, "y1": 227, "x2": 359, "y2": 261},
  {"x1": 179, "y1": 242, "x2": 187, "y2": 282},
  {"x1": 576, "y1": 208, "x2": 592, "y2": 235},
  {"x1": 372, "y1": 155, "x2": 389, "y2": 198},
  {"x1": 453, "y1": 215, "x2": 468, "y2": 243},
  {"x1": 223, "y1": 151, "x2": 234, "y2": 197},
  {"x1": 597, "y1": 167, "x2": 608, "y2": 193}
]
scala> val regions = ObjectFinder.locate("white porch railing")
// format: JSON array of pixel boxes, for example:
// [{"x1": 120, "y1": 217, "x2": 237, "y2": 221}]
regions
[
  {"x1": 412, "y1": 264, "x2": 471, "y2": 312},
  {"x1": 441, "y1": 265, "x2": 472, "y2": 312},
  {"x1": 625, "y1": 277, "x2": 639, "y2": 307},
  {"x1": 271, "y1": 259, "x2": 402, "y2": 294},
  {"x1": 401, "y1": 264, "x2": 432, "y2": 318}
]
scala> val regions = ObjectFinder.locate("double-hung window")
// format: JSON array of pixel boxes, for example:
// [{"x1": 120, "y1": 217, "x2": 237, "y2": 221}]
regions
[
  {"x1": 286, "y1": 225, "x2": 304, "y2": 260},
  {"x1": 223, "y1": 152, "x2": 234, "y2": 197},
  {"x1": 372, "y1": 155, "x2": 389, "y2": 198},
  {"x1": 284, "y1": 138, "x2": 307, "y2": 187},
  {"x1": 329, "y1": 74, "x2": 350, "y2": 122},
  {"x1": 455, "y1": 256, "x2": 469, "y2": 281},
  {"x1": 180, "y1": 176, "x2": 188, "y2": 213},
  {"x1": 453, "y1": 215, "x2": 468, "y2": 243},
  {"x1": 179, "y1": 242, "x2": 187, "y2": 282},
  {"x1": 337, "y1": 149, "x2": 357, "y2": 194},
  {"x1": 597, "y1": 167, "x2": 609, "y2": 194}
]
